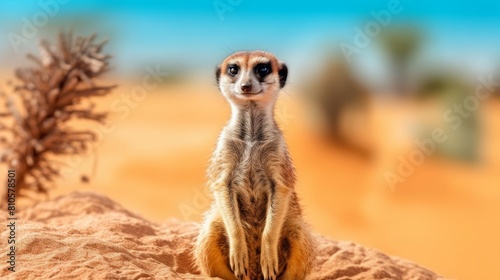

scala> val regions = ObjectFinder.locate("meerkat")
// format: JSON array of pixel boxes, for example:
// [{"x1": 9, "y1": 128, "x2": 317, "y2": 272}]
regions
[{"x1": 195, "y1": 51, "x2": 315, "y2": 280}]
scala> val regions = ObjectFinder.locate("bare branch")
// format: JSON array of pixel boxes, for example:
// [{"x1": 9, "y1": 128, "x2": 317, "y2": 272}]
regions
[{"x1": 0, "y1": 31, "x2": 116, "y2": 206}]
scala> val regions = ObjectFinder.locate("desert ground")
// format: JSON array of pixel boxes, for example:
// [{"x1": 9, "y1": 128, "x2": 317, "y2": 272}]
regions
[
  {"x1": 0, "y1": 191, "x2": 448, "y2": 279},
  {"x1": 3, "y1": 78, "x2": 500, "y2": 279}
]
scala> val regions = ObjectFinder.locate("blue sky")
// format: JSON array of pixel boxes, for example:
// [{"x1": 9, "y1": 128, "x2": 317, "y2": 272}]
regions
[{"x1": 0, "y1": 0, "x2": 499, "y2": 78}]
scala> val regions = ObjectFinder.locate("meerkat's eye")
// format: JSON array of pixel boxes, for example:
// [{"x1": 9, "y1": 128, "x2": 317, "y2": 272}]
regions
[
  {"x1": 228, "y1": 65, "x2": 239, "y2": 76},
  {"x1": 255, "y1": 63, "x2": 271, "y2": 77}
]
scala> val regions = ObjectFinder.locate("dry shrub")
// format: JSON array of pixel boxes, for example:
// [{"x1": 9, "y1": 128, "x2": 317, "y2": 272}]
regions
[{"x1": 0, "y1": 32, "x2": 116, "y2": 204}]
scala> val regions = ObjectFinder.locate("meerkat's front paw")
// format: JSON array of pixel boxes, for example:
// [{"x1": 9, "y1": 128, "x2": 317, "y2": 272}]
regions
[
  {"x1": 229, "y1": 241, "x2": 249, "y2": 280},
  {"x1": 260, "y1": 239, "x2": 279, "y2": 280}
]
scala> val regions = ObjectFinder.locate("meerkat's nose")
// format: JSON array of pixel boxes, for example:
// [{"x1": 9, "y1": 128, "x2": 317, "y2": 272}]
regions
[{"x1": 241, "y1": 83, "x2": 252, "y2": 92}]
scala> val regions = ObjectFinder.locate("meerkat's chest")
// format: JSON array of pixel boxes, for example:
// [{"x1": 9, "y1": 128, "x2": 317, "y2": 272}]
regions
[
  {"x1": 231, "y1": 143, "x2": 272, "y2": 226},
  {"x1": 228, "y1": 141, "x2": 276, "y2": 201},
  {"x1": 235, "y1": 141, "x2": 273, "y2": 177}
]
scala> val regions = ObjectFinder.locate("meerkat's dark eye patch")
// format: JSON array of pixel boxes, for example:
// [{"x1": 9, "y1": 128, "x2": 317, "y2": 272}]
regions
[
  {"x1": 227, "y1": 64, "x2": 239, "y2": 76},
  {"x1": 215, "y1": 66, "x2": 221, "y2": 84},
  {"x1": 279, "y1": 63, "x2": 288, "y2": 88},
  {"x1": 254, "y1": 63, "x2": 271, "y2": 78}
]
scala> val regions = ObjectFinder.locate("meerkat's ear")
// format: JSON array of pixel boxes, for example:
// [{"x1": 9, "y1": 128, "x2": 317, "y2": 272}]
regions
[
  {"x1": 278, "y1": 62, "x2": 288, "y2": 88},
  {"x1": 216, "y1": 65, "x2": 221, "y2": 84}
]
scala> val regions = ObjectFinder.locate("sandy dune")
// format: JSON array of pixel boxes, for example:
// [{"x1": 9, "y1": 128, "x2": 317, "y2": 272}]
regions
[
  {"x1": 1, "y1": 80, "x2": 498, "y2": 279},
  {"x1": 0, "y1": 192, "x2": 447, "y2": 280}
]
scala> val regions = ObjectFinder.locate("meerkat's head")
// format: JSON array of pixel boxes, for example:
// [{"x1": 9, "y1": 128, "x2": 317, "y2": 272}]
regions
[{"x1": 216, "y1": 51, "x2": 288, "y2": 105}]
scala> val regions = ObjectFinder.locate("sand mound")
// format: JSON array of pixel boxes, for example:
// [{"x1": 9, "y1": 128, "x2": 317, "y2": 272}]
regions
[{"x1": 0, "y1": 192, "x2": 446, "y2": 279}]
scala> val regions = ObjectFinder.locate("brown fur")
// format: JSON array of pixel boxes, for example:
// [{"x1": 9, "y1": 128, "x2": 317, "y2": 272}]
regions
[{"x1": 195, "y1": 51, "x2": 315, "y2": 280}]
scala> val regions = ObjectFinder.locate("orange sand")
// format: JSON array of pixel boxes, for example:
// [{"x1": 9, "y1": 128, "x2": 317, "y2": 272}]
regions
[
  {"x1": 0, "y1": 192, "x2": 447, "y2": 279},
  {"x1": 2, "y1": 80, "x2": 499, "y2": 279}
]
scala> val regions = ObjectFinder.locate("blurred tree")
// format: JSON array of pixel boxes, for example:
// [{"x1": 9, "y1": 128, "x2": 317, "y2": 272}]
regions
[
  {"x1": 417, "y1": 71, "x2": 479, "y2": 161},
  {"x1": 304, "y1": 52, "x2": 372, "y2": 157},
  {"x1": 377, "y1": 26, "x2": 422, "y2": 97},
  {"x1": 496, "y1": 67, "x2": 500, "y2": 98}
]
